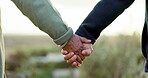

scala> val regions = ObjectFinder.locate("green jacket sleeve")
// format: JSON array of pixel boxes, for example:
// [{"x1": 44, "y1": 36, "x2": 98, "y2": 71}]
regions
[{"x1": 11, "y1": 0, "x2": 73, "y2": 45}]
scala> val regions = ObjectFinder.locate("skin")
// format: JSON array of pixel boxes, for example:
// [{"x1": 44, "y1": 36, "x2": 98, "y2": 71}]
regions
[
  {"x1": 62, "y1": 35, "x2": 93, "y2": 67},
  {"x1": 62, "y1": 43, "x2": 92, "y2": 67}
]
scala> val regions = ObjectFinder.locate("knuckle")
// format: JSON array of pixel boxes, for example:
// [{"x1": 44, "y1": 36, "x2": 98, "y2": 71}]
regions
[
  {"x1": 61, "y1": 52, "x2": 65, "y2": 55},
  {"x1": 72, "y1": 63, "x2": 77, "y2": 67}
]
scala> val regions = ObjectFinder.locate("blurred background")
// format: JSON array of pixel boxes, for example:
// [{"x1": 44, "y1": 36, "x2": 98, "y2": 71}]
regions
[{"x1": 1, "y1": 0, "x2": 147, "y2": 78}]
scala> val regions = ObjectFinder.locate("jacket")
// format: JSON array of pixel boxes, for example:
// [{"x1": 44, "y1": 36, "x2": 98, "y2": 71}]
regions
[
  {"x1": 0, "y1": 0, "x2": 74, "y2": 78},
  {"x1": 75, "y1": 0, "x2": 148, "y2": 72}
]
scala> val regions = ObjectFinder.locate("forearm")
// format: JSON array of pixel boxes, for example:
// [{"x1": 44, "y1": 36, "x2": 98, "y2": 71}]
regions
[
  {"x1": 76, "y1": 0, "x2": 135, "y2": 44},
  {"x1": 11, "y1": 0, "x2": 73, "y2": 45}
]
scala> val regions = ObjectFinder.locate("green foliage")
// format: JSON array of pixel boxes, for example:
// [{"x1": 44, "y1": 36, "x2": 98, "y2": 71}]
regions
[
  {"x1": 6, "y1": 50, "x2": 29, "y2": 71},
  {"x1": 27, "y1": 69, "x2": 52, "y2": 78},
  {"x1": 79, "y1": 34, "x2": 146, "y2": 78}
]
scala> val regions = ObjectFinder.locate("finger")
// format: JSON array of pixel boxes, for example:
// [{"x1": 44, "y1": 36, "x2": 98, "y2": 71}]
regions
[
  {"x1": 72, "y1": 62, "x2": 77, "y2": 67},
  {"x1": 76, "y1": 55, "x2": 82, "y2": 64},
  {"x1": 79, "y1": 37, "x2": 91, "y2": 44},
  {"x1": 67, "y1": 55, "x2": 77, "y2": 64},
  {"x1": 82, "y1": 49, "x2": 92, "y2": 56},
  {"x1": 78, "y1": 53, "x2": 85, "y2": 61},
  {"x1": 77, "y1": 62, "x2": 81, "y2": 67},
  {"x1": 61, "y1": 50, "x2": 68, "y2": 55},
  {"x1": 64, "y1": 52, "x2": 74, "y2": 60}
]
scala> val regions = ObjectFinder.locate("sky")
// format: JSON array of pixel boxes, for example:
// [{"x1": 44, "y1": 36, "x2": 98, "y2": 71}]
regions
[{"x1": 0, "y1": 0, "x2": 145, "y2": 36}]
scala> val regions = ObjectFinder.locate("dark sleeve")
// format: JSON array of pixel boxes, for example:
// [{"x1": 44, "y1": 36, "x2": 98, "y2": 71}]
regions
[
  {"x1": 142, "y1": 21, "x2": 148, "y2": 72},
  {"x1": 75, "y1": 0, "x2": 135, "y2": 44}
]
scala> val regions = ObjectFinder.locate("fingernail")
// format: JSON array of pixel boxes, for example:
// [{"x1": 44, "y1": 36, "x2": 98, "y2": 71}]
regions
[
  {"x1": 74, "y1": 55, "x2": 77, "y2": 58},
  {"x1": 65, "y1": 51, "x2": 68, "y2": 54},
  {"x1": 67, "y1": 60, "x2": 69, "y2": 63},
  {"x1": 71, "y1": 52, "x2": 74, "y2": 55},
  {"x1": 82, "y1": 51, "x2": 85, "y2": 55}
]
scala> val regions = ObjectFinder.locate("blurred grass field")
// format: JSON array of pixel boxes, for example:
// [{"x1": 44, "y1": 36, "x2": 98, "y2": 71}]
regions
[{"x1": 3, "y1": 33, "x2": 148, "y2": 78}]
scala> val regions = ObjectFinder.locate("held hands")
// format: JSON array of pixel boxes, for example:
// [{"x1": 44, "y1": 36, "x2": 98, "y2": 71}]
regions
[{"x1": 61, "y1": 34, "x2": 93, "y2": 67}]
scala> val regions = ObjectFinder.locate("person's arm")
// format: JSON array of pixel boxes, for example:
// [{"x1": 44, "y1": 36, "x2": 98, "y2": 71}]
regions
[
  {"x1": 11, "y1": 0, "x2": 93, "y2": 67},
  {"x1": 75, "y1": 0, "x2": 135, "y2": 44},
  {"x1": 11, "y1": 0, "x2": 73, "y2": 45}
]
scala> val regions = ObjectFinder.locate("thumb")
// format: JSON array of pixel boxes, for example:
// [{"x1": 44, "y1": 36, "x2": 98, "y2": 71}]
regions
[{"x1": 79, "y1": 36, "x2": 91, "y2": 44}]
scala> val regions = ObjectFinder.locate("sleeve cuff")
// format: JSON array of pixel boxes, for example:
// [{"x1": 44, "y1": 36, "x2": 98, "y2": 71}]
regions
[
  {"x1": 60, "y1": 41, "x2": 68, "y2": 48},
  {"x1": 54, "y1": 27, "x2": 73, "y2": 45}
]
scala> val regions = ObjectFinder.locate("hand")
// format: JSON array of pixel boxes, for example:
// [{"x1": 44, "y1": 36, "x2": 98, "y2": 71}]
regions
[
  {"x1": 62, "y1": 34, "x2": 82, "y2": 52},
  {"x1": 62, "y1": 35, "x2": 92, "y2": 67},
  {"x1": 62, "y1": 34, "x2": 85, "y2": 66},
  {"x1": 62, "y1": 43, "x2": 93, "y2": 67},
  {"x1": 62, "y1": 34, "x2": 91, "y2": 52},
  {"x1": 82, "y1": 43, "x2": 93, "y2": 56}
]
